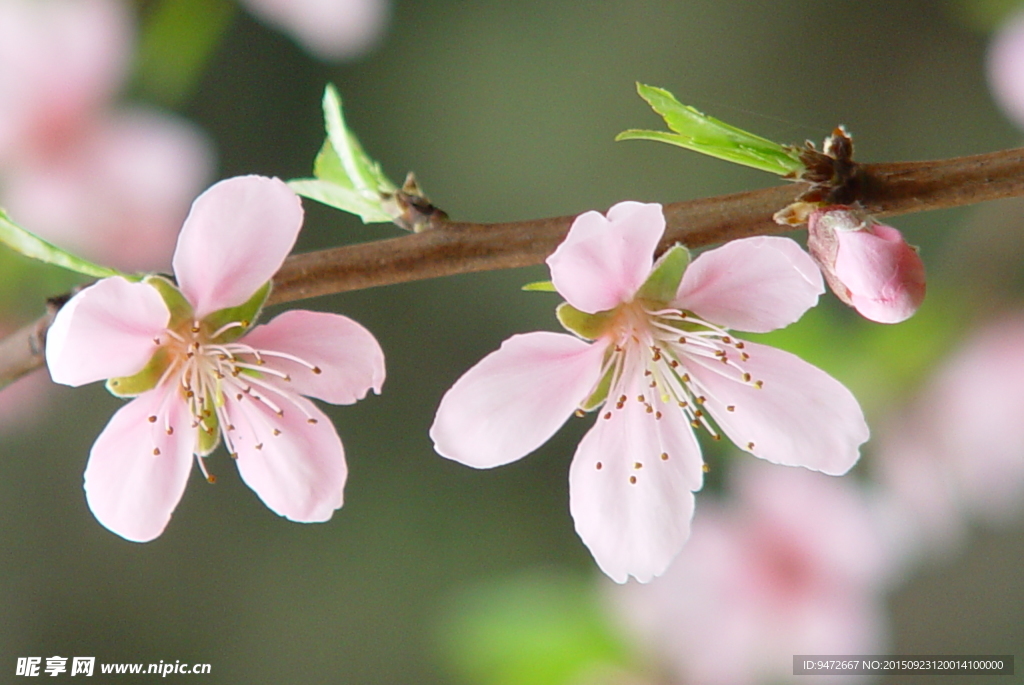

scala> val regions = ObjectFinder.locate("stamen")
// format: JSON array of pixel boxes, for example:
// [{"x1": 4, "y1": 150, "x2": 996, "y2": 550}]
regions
[
  {"x1": 660, "y1": 452, "x2": 669, "y2": 461},
  {"x1": 196, "y1": 456, "x2": 216, "y2": 484},
  {"x1": 148, "y1": 415, "x2": 157, "y2": 423},
  {"x1": 210, "y1": 320, "x2": 246, "y2": 339},
  {"x1": 629, "y1": 475, "x2": 637, "y2": 484},
  {"x1": 596, "y1": 462, "x2": 603, "y2": 470}
]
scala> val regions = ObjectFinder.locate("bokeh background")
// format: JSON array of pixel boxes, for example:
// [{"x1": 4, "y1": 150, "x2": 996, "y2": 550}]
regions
[{"x1": 0, "y1": 0, "x2": 1022, "y2": 683}]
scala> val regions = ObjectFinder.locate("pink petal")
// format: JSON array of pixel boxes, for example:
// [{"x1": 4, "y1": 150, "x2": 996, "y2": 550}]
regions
[
  {"x1": 240, "y1": 309, "x2": 385, "y2": 404},
  {"x1": 685, "y1": 342, "x2": 868, "y2": 475},
  {"x1": 173, "y1": 176, "x2": 303, "y2": 318},
  {"x1": 240, "y1": 0, "x2": 389, "y2": 60},
  {"x1": 548, "y1": 202, "x2": 664, "y2": 314},
  {"x1": 569, "y1": 379, "x2": 701, "y2": 583},
  {"x1": 833, "y1": 224, "x2": 926, "y2": 324},
  {"x1": 431, "y1": 332, "x2": 608, "y2": 468},
  {"x1": 83, "y1": 387, "x2": 194, "y2": 542},
  {"x1": 45, "y1": 277, "x2": 169, "y2": 387},
  {"x1": 226, "y1": 391, "x2": 347, "y2": 523},
  {"x1": 674, "y1": 237, "x2": 823, "y2": 333}
]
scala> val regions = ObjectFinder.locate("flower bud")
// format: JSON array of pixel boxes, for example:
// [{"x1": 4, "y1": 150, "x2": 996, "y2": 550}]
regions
[{"x1": 807, "y1": 207, "x2": 925, "y2": 324}]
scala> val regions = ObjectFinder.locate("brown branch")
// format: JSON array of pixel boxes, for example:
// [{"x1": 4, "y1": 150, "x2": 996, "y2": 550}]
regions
[{"x1": 4, "y1": 146, "x2": 1024, "y2": 388}]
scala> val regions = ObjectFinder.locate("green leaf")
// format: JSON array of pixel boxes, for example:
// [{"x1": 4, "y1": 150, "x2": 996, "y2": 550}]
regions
[
  {"x1": 289, "y1": 85, "x2": 399, "y2": 223},
  {"x1": 636, "y1": 244, "x2": 690, "y2": 305},
  {"x1": 556, "y1": 303, "x2": 615, "y2": 340},
  {"x1": 617, "y1": 83, "x2": 804, "y2": 176},
  {"x1": 521, "y1": 280, "x2": 557, "y2": 292},
  {"x1": 0, "y1": 209, "x2": 124, "y2": 279}
]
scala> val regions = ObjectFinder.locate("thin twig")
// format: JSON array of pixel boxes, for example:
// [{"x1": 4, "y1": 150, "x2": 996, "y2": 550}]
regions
[{"x1": 4, "y1": 146, "x2": 1024, "y2": 388}]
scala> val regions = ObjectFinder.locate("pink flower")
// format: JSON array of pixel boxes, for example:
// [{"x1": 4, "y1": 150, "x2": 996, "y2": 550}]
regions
[
  {"x1": 608, "y1": 461, "x2": 891, "y2": 685},
  {"x1": 0, "y1": 0, "x2": 130, "y2": 163},
  {"x1": 874, "y1": 314, "x2": 1024, "y2": 561},
  {"x1": 45, "y1": 176, "x2": 385, "y2": 542},
  {"x1": 240, "y1": 0, "x2": 389, "y2": 61},
  {"x1": 3, "y1": 109, "x2": 213, "y2": 272},
  {"x1": 0, "y1": 0, "x2": 214, "y2": 272},
  {"x1": 988, "y1": 8, "x2": 1024, "y2": 130},
  {"x1": 431, "y1": 202, "x2": 869, "y2": 582},
  {"x1": 807, "y1": 207, "x2": 926, "y2": 324}
]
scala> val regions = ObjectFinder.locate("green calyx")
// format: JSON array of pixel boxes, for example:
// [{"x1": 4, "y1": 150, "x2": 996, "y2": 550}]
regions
[
  {"x1": 145, "y1": 275, "x2": 194, "y2": 326},
  {"x1": 106, "y1": 347, "x2": 172, "y2": 398},
  {"x1": 203, "y1": 281, "x2": 271, "y2": 342},
  {"x1": 556, "y1": 303, "x2": 616, "y2": 340},
  {"x1": 635, "y1": 244, "x2": 690, "y2": 306},
  {"x1": 195, "y1": 411, "x2": 221, "y2": 456}
]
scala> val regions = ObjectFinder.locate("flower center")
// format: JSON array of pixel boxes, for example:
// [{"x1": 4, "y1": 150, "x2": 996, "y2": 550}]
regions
[
  {"x1": 147, "y1": 318, "x2": 323, "y2": 479},
  {"x1": 585, "y1": 302, "x2": 765, "y2": 482}
]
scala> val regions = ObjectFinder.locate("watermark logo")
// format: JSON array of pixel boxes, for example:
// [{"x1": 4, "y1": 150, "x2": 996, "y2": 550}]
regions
[{"x1": 16, "y1": 657, "x2": 208, "y2": 677}]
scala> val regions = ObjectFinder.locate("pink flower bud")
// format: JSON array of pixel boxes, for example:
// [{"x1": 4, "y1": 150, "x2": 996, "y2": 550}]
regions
[{"x1": 807, "y1": 207, "x2": 926, "y2": 324}]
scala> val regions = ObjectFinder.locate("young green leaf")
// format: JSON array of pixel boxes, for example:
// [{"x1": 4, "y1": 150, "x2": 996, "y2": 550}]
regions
[
  {"x1": 617, "y1": 83, "x2": 805, "y2": 176},
  {"x1": 289, "y1": 84, "x2": 399, "y2": 223},
  {"x1": 0, "y1": 209, "x2": 123, "y2": 278}
]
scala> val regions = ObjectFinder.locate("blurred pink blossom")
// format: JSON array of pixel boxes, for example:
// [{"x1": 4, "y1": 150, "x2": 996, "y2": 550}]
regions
[
  {"x1": 807, "y1": 207, "x2": 926, "y2": 324},
  {"x1": 874, "y1": 314, "x2": 1024, "y2": 560},
  {"x1": 988, "y1": 9, "x2": 1024, "y2": 130},
  {"x1": 432, "y1": 202, "x2": 868, "y2": 583},
  {"x1": 608, "y1": 461, "x2": 892, "y2": 685},
  {"x1": 240, "y1": 0, "x2": 390, "y2": 61},
  {"x1": 0, "y1": 0, "x2": 213, "y2": 273}
]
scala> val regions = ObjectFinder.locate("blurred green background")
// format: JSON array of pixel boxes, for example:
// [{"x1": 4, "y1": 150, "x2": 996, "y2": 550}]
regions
[{"x1": 1, "y1": 0, "x2": 1022, "y2": 682}]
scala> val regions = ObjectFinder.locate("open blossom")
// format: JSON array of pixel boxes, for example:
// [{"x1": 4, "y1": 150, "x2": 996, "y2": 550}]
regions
[
  {"x1": 431, "y1": 202, "x2": 869, "y2": 582},
  {"x1": 807, "y1": 207, "x2": 926, "y2": 324},
  {"x1": 0, "y1": 0, "x2": 213, "y2": 273},
  {"x1": 45, "y1": 176, "x2": 385, "y2": 542},
  {"x1": 873, "y1": 314, "x2": 1024, "y2": 564},
  {"x1": 607, "y1": 461, "x2": 891, "y2": 685}
]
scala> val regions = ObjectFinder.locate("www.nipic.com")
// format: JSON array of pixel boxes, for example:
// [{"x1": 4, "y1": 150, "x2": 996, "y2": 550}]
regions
[{"x1": 16, "y1": 657, "x2": 211, "y2": 677}]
